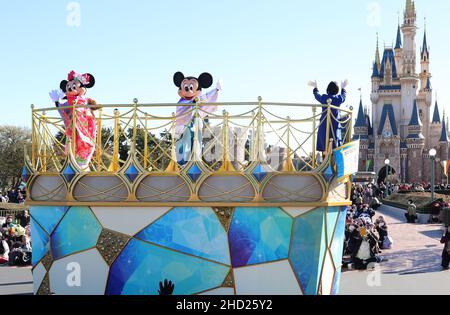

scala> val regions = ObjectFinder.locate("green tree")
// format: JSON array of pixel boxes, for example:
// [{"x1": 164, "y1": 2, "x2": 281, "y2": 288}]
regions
[{"x1": 0, "y1": 126, "x2": 32, "y2": 189}]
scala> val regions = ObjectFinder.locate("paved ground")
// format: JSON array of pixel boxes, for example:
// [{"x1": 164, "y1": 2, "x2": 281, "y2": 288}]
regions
[
  {"x1": 1, "y1": 204, "x2": 449, "y2": 295},
  {"x1": 340, "y1": 205, "x2": 450, "y2": 295},
  {"x1": 0, "y1": 266, "x2": 32, "y2": 295}
]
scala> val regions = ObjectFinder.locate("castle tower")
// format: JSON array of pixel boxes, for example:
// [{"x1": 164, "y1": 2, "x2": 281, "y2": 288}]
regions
[
  {"x1": 371, "y1": 35, "x2": 381, "y2": 95},
  {"x1": 394, "y1": 24, "x2": 403, "y2": 75},
  {"x1": 353, "y1": 98, "x2": 369, "y2": 171},
  {"x1": 430, "y1": 100, "x2": 442, "y2": 149},
  {"x1": 438, "y1": 114, "x2": 449, "y2": 184},
  {"x1": 417, "y1": 27, "x2": 433, "y2": 144},
  {"x1": 360, "y1": 0, "x2": 443, "y2": 183},
  {"x1": 406, "y1": 100, "x2": 425, "y2": 182},
  {"x1": 400, "y1": 0, "x2": 418, "y2": 130}
]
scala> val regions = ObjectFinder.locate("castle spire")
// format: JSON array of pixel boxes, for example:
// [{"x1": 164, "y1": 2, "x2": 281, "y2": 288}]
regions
[
  {"x1": 408, "y1": 99, "x2": 422, "y2": 127},
  {"x1": 404, "y1": 0, "x2": 416, "y2": 26},
  {"x1": 421, "y1": 23, "x2": 429, "y2": 58},
  {"x1": 375, "y1": 33, "x2": 381, "y2": 67},
  {"x1": 405, "y1": 0, "x2": 415, "y2": 17},
  {"x1": 440, "y1": 113, "x2": 449, "y2": 142},
  {"x1": 354, "y1": 97, "x2": 367, "y2": 128},
  {"x1": 432, "y1": 100, "x2": 441, "y2": 124},
  {"x1": 395, "y1": 24, "x2": 402, "y2": 49}
]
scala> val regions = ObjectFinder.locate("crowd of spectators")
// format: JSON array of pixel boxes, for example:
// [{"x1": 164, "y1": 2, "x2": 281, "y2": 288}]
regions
[
  {"x1": 0, "y1": 189, "x2": 25, "y2": 204},
  {"x1": 343, "y1": 183, "x2": 391, "y2": 270},
  {"x1": 0, "y1": 211, "x2": 31, "y2": 266}
]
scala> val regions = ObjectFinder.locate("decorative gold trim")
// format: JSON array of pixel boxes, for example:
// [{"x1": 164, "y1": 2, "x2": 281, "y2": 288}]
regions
[
  {"x1": 26, "y1": 200, "x2": 352, "y2": 207},
  {"x1": 96, "y1": 228, "x2": 131, "y2": 266}
]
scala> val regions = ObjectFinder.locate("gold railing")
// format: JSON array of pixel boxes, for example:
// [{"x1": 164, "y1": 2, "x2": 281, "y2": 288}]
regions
[{"x1": 29, "y1": 98, "x2": 353, "y2": 174}]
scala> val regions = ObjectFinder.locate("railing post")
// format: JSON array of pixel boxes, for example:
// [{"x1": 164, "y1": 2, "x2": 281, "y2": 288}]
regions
[
  {"x1": 256, "y1": 96, "x2": 264, "y2": 162},
  {"x1": 192, "y1": 98, "x2": 201, "y2": 162},
  {"x1": 250, "y1": 110, "x2": 256, "y2": 162},
  {"x1": 143, "y1": 113, "x2": 148, "y2": 170},
  {"x1": 31, "y1": 104, "x2": 35, "y2": 169},
  {"x1": 219, "y1": 110, "x2": 235, "y2": 172},
  {"x1": 42, "y1": 111, "x2": 47, "y2": 172},
  {"x1": 71, "y1": 101, "x2": 77, "y2": 159},
  {"x1": 96, "y1": 106, "x2": 103, "y2": 171},
  {"x1": 325, "y1": 99, "x2": 332, "y2": 154},
  {"x1": 111, "y1": 109, "x2": 120, "y2": 172},
  {"x1": 165, "y1": 112, "x2": 180, "y2": 173},
  {"x1": 312, "y1": 106, "x2": 317, "y2": 168},
  {"x1": 132, "y1": 98, "x2": 138, "y2": 156},
  {"x1": 347, "y1": 106, "x2": 354, "y2": 144},
  {"x1": 283, "y1": 116, "x2": 294, "y2": 172}
]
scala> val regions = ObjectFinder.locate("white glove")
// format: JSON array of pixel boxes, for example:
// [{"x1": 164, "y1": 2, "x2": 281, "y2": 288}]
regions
[
  {"x1": 308, "y1": 80, "x2": 318, "y2": 89},
  {"x1": 341, "y1": 79, "x2": 349, "y2": 90},
  {"x1": 49, "y1": 89, "x2": 66, "y2": 102},
  {"x1": 216, "y1": 79, "x2": 223, "y2": 91}
]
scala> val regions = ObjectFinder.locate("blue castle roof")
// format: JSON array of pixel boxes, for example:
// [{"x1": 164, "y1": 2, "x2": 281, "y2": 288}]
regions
[
  {"x1": 408, "y1": 100, "x2": 422, "y2": 127},
  {"x1": 426, "y1": 77, "x2": 432, "y2": 90},
  {"x1": 395, "y1": 25, "x2": 402, "y2": 49},
  {"x1": 421, "y1": 30, "x2": 429, "y2": 58},
  {"x1": 354, "y1": 99, "x2": 367, "y2": 128},
  {"x1": 380, "y1": 48, "x2": 398, "y2": 79},
  {"x1": 432, "y1": 101, "x2": 441, "y2": 123},
  {"x1": 377, "y1": 104, "x2": 398, "y2": 136},
  {"x1": 372, "y1": 62, "x2": 380, "y2": 78},
  {"x1": 440, "y1": 117, "x2": 449, "y2": 142}
]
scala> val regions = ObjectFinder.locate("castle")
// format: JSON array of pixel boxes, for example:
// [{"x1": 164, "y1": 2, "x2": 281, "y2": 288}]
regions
[{"x1": 354, "y1": 0, "x2": 448, "y2": 184}]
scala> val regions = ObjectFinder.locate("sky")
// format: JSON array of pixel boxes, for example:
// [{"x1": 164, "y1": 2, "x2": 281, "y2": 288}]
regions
[{"x1": 0, "y1": 0, "x2": 449, "y2": 127}]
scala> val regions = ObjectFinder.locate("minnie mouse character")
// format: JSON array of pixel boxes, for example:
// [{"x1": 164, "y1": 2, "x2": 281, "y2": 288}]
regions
[
  {"x1": 173, "y1": 71, "x2": 222, "y2": 165},
  {"x1": 49, "y1": 71, "x2": 99, "y2": 170},
  {"x1": 308, "y1": 79, "x2": 348, "y2": 153}
]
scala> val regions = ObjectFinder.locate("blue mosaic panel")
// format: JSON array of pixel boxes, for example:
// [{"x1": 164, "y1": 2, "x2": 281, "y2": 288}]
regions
[
  {"x1": 330, "y1": 207, "x2": 347, "y2": 270},
  {"x1": 31, "y1": 218, "x2": 49, "y2": 266},
  {"x1": 331, "y1": 268, "x2": 341, "y2": 295},
  {"x1": 125, "y1": 164, "x2": 139, "y2": 183},
  {"x1": 63, "y1": 163, "x2": 76, "y2": 183},
  {"x1": 290, "y1": 207, "x2": 327, "y2": 295},
  {"x1": 323, "y1": 164, "x2": 334, "y2": 182},
  {"x1": 135, "y1": 207, "x2": 230, "y2": 265},
  {"x1": 186, "y1": 164, "x2": 202, "y2": 182},
  {"x1": 30, "y1": 206, "x2": 67, "y2": 235},
  {"x1": 229, "y1": 207, "x2": 292, "y2": 267},
  {"x1": 22, "y1": 165, "x2": 30, "y2": 183},
  {"x1": 51, "y1": 206, "x2": 102, "y2": 260},
  {"x1": 252, "y1": 164, "x2": 267, "y2": 182},
  {"x1": 326, "y1": 207, "x2": 340, "y2": 247},
  {"x1": 106, "y1": 239, "x2": 229, "y2": 295}
]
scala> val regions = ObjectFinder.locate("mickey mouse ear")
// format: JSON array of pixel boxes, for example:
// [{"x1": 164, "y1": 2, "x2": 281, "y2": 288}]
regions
[
  {"x1": 173, "y1": 72, "x2": 185, "y2": 87},
  {"x1": 198, "y1": 73, "x2": 213, "y2": 89}
]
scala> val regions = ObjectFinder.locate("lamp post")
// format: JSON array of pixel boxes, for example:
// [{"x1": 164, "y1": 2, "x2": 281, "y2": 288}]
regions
[
  {"x1": 385, "y1": 159, "x2": 390, "y2": 198},
  {"x1": 429, "y1": 149, "x2": 437, "y2": 202}
]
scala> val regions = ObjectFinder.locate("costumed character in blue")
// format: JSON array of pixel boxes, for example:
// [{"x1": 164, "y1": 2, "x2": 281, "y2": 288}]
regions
[
  {"x1": 173, "y1": 72, "x2": 222, "y2": 165},
  {"x1": 309, "y1": 79, "x2": 348, "y2": 154}
]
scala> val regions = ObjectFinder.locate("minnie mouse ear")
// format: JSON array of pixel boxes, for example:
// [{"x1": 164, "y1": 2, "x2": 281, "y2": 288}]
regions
[
  {"x1": 84, "y1": 74, "x2": 95, "y2": 88},
  {"x1": 198, "y1": 73, "x2": 213, "y2": 89}
]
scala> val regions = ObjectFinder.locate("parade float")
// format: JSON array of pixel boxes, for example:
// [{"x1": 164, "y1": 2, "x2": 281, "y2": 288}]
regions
[{"x1": 26, "y1": 71, "x2": 358, "y2": 295}]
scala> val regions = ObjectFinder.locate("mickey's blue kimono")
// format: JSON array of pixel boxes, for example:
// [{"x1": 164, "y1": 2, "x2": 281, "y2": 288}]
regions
[{"x1": 313, "y1": 87, "x2": 347, "y2": 152}]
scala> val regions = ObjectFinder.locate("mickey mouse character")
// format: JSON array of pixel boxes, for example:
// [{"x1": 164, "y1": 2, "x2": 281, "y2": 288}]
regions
[
  {"x1": 49, "y1": 71, "x2": 99, "y2": 170},
  {"x1": 308, "y1": 79, "x2": 348, "y2": 154},
  {"x1": 173, "y1": 71, "x2": 222, "y2": 165}
]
